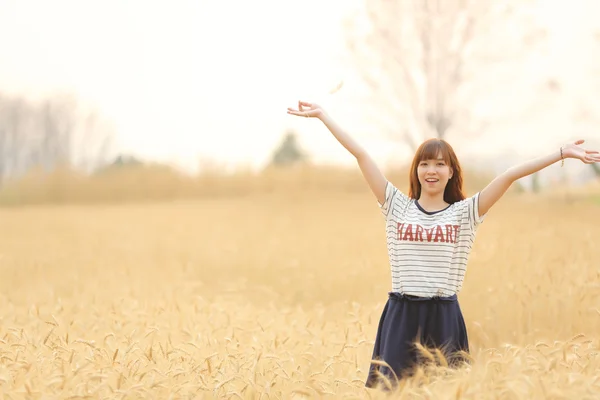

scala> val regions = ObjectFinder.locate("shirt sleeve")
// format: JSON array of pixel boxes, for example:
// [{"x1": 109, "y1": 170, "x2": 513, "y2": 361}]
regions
[
  {"x1": 378, "y1": 181, "x2": 410, "y2": 220},
  {"x1": 470, "y1": 192, "x2": 487, "y2": 228},
  {"x1": 457, "y1": 192, "x2": 487, "y2": 232}
]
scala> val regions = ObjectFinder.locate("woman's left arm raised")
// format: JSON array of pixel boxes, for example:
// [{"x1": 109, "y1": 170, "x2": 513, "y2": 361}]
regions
[{"x1": 477, "y1": 139, "x2": 600, "y2": 218}]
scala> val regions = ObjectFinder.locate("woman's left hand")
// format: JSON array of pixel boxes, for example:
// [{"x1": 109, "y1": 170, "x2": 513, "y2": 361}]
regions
[{"x1": 563, "y1": 140, "x2": 600, "y2": 164}]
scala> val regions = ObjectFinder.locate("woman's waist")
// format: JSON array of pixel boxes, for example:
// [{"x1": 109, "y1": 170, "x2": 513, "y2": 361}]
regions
[{"x1": 388, "y1": 291, "x2": 458, "y2": 302}]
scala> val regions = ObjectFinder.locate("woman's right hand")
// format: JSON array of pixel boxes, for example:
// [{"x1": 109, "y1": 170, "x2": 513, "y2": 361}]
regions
[{"x1": 287, "y1": 101, "x2": 324, "y2": 119}]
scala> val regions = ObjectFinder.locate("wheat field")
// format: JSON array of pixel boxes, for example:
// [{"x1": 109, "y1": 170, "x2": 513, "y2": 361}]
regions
[{"x1": 0, "y1": 174, "x2": 599, "y2": 399}]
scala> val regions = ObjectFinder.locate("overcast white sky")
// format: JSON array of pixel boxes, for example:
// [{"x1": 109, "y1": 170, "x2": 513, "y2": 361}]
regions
[{"x1": 0, "y1": 0, "x2": 599, "y2": 177}]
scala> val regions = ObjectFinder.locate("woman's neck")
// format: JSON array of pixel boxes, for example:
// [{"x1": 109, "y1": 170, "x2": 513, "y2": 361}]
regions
[{"x1": 417, "y1": 193, "x2": 448, "y2": 211}]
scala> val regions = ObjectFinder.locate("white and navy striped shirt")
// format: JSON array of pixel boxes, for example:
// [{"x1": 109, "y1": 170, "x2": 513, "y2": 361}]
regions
[{"x1": 379, "y1": 181, "x2": 486, "y2": 297}]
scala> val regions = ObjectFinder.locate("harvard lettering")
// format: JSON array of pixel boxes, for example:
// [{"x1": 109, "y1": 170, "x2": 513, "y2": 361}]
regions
[{"x1": 397, "y1": 223, "x2": 460, "y2": 243}]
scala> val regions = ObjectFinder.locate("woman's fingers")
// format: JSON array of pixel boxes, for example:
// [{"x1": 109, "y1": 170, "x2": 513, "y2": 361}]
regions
[
  {"x1": 584, "y1": 154, "x2": 600, "y2": 163},
  {"x1": 288, "y1": 107, "x2": 308, "y2": 113},
  {"x1": 287, "y1": 110, "x2": 311, "y2": 117},
  {"x1": 298, "y1": 101, "x2": 313, "y2": 113},
  {"x1": 288, "y1": 101, "x2": 317, "y2": 117}
]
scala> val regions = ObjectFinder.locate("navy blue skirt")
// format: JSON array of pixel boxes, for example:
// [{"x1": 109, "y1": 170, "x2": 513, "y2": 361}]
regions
[{"x1": 365, "y1": 292, "x2": 469, "y2": 389}]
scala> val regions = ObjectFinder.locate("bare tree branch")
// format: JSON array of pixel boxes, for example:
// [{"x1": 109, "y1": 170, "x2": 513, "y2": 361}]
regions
[
  {"x1": 0, "y1": 92, "x2": 114, "y2": 186},
  {"x1": 343, "y1": 0, "x2": 543, "y2": 152}
]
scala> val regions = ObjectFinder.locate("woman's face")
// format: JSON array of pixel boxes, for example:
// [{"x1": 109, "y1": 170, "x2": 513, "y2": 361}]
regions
[{"x1": 417, "y1": 153, "x2": 453, "y2": 197}]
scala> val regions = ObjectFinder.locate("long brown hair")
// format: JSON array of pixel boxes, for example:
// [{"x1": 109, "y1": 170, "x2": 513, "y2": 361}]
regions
[{"x1": 408, "y1": 138, "x2": 465, "y2": 204}]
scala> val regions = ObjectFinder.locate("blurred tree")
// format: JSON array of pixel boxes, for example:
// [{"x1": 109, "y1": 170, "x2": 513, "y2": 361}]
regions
[
  {"x1": 270, "y1": 130, "x2": 307, "y2": 167},
  {"x1": 94, "y1": 154, "x2": 144, "y2": 175},
  {"x1": 343, "y1": 0, "x2": 545, "y2": 151},
  {"x1": 531, "y1": 172, "x2": 541, "y2": 193},
  {"x1": 0, "y1": 93, "x2": 114, "y2": 185},
  {"x1": 110, "y1": 154, "x2": 143, "y2": 167},
  {"x1": 590, "y1": 31, "x2": 600, "y2": 177},
  {"x1": 566, "y1": 29, "x2": 600, "y2": 180}
]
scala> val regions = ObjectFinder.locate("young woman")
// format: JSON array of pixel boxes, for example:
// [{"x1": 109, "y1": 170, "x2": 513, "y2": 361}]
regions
[{"x1": 287, "y1": 101, "x2": 600, "y2": 389}]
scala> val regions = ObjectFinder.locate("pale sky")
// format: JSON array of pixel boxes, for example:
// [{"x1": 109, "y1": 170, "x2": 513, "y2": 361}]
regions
[
  {"x1": 0, "y1": 0, "x2": 599, "y2": 178},
  {"x1": 0, "y1": 0, "x2": 365, "y2": 172}
]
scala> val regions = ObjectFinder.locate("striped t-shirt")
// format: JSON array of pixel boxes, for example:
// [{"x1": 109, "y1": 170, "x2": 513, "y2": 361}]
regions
[{"x1": 379, "y1": 181, "x2": 486, "y2": 297}]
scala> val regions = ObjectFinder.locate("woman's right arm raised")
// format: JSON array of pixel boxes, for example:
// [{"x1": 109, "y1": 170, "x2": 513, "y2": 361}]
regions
[{"x1": 287, "y1": 101, "x2": 387, "y2": 205}]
